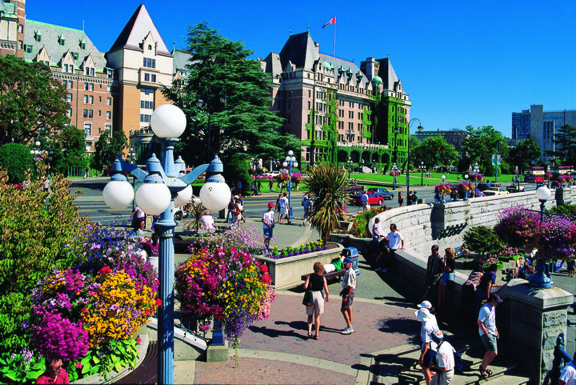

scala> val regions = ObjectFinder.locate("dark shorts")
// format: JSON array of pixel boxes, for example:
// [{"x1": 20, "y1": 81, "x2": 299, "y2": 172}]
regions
[
  {"x1": 421, "y1": 348, "x2": 434, "y2": 369},
  {"x1": 481, "y1": 333, "x2": 498, "y2": 352},
  {"x1": 341, "y1": 289, "x2": 355, "y2": 310},
  {"x1": 263, "y1": 227, "x2": 273, "y2": 239}
]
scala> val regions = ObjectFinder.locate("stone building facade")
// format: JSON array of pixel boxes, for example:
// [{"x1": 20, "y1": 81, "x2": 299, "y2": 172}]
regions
[{"x1": 260, "y1": 32, "x2": 412, "y2": 171}]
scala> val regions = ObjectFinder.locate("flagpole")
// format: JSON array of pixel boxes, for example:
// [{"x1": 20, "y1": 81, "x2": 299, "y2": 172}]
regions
[{"x1": 333, "y1": 14, "x2": 336, "y2": 57}]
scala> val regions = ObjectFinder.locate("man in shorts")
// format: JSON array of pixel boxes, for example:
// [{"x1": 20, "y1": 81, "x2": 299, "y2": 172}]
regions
[
  {"x1": 340, "y1": 258, "x2": 357, "y2": 335},
  {"x1": 560, "y1": 352, "x2": 576, "y2": 385},
  {"x1": 262, "y1": 202, "x2": 275, "y2": 250},
  {"x1": 430, "y1": 330, "x2": 455, "y2": 385},
  {"x1": 477, "y1": 293, "x2": 503, "y2": 380}
]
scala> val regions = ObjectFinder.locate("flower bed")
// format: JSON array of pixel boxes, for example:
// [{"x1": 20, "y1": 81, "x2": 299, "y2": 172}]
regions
[
  {"x1": 336, "y1": 206, "x2": 391, "y2": 238},
  {"x1": 268, "y1": 239, "x2": 326, "y2": 259},
  {"x1": 254, "y1": 243, "x2": 345, "y2": 289}
]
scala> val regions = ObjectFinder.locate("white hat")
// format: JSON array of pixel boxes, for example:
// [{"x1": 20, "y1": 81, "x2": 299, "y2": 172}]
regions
[
  {"x1": 417, "y1": 300, "x2": 433, "y2": 309},
  {"x1": 415, "y1": 308, "x2": 431, "y2": 322}
]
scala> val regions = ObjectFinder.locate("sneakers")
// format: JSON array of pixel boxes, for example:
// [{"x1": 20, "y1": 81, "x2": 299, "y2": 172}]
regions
[
  {"x1": 374, "y1": 267, "x2": 382, "y2": 272},
  {"x1": 341, "y1": 326, "x2": 354, "y2": 335}
]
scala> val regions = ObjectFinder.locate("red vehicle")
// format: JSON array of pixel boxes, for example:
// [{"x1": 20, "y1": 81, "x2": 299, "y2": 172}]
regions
[
  {"x1": 523, "y1": 167, "x2": 545, "y2": 183},
  {"x1": 350, "y1": 192, "x2": 385, "y2": 206}
]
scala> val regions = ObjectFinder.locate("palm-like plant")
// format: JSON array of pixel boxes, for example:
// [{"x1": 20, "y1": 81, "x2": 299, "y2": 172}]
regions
[{"x1": 306, "y1": 164, "x2": 348, "y2": 241}]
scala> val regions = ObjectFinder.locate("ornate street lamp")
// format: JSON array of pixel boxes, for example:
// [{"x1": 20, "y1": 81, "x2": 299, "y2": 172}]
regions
[
  {"x1": 102, "y1": 105, "x2": 230, "y2": 384},
  {"x1": 528, "y1": 186, "x2": 553, "y2": 289},
  {"x1": 464, "y1": 174, "x2": 469, "y2": 201},
  {"x1": 347, "y1": 157, "x2": 354, "y2": 174},
  {"x1": 392, "y1": 163, "x2": 398, "y2": 190},
  {"x1": 283, "y1": 150, "x2": 298, "y2": 220}
]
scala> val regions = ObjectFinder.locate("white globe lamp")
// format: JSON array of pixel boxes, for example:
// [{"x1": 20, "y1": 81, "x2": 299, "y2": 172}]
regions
[
  {"x1": 200, "y1": 181, "x2": 231, "y2": 212},
  {"x1": 174, "y1": 184, "x2": 193, "y2": 207},
  {"x1": 150, "y1": 104, "x2": 187, "y2": 138},
  {"x1": 135, "y1": 183, "x2": 172, "y2": 215},
  {"x1": 536, "y1": 186, "x2": 552, "y2": 201},
  {"x1": 103, "y1": 180, "x2": 135, "y2": 209}
]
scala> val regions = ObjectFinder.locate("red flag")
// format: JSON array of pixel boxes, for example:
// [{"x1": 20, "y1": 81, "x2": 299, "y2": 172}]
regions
[{"x1": 322, "y1": 16, "x2": 336, "y2": 28}]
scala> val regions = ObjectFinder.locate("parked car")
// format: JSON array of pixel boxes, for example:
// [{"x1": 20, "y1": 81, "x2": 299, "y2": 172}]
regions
[
  {"x1": 350, "y1": 192, "x2": 386, "y2": 206},
  {"x1": 483, "y1": 187, "x2": 510, "y2": 196},
  {"x1": 367, "y1": 187, "x2": 394, "y2": 200},
  {"x1": 506, "y1": 184, "x2": 526, "y2": 193},
  {"x1": 344, "y1": 185, "x2": 363, "y2": 195}
]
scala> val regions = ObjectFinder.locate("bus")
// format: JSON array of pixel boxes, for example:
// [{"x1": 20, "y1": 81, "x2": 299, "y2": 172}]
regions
[
  {"x1": 553, "y1": 166, "x2": 573, "y2": 176},
  {"x1": 523, "y1": 166, "x2": 545, "y2": 183}
]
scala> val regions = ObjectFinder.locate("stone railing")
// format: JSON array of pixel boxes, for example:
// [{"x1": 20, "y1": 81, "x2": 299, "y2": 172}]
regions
[{"x1": 361, "y1": 188, "x2": 576, "y2": 383}]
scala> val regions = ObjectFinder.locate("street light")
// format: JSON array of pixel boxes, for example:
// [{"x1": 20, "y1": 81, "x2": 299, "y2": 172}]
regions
[
  {"x1": 197, "y1": 94, "x2": 227, "y2": 159},
  {"x1": 347, "y1": 157, "x2": 354, "y2": 174},
  {"x1": 283, "y1": 150, "x2": 298, "y2": 220},
  {"x1": 102, "y1": 104, "x2": 231, "y2": 384},
  {"x1": 419, "y1": 161, "x2": 425, "y2": 186},
  {"x1": 398, "y1": 118, "x2": 423, "y2": 205},
  {"x1": 464, "y1": 174, "x2": 469, "y2": 201},
  {"x1": 528, "y1": 186, "x2": 553, "y2": 289}
]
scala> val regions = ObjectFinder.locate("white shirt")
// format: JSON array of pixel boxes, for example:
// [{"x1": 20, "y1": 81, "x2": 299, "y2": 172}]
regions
[
  {"x1": 262, "y1": 210, "x2": 274, "y2": 228},
  {"x1": 435, "y1": 341, "x2": 455, "y2": 371},
  {"x1": 420, "y1": 316, "x2": 439, "y2": 345},
  {"x1": 199, "y1": 215, "x2": 215, "y2": 230},
  {"x1": 342, "y1": 267, "x2": 357, "y2": 289},
  {"x1": 561, "y1": 362, "x2": 576, "y2": 385},
  {"x1": 478, "y1": 303, "x2": 496, "y2": 336},
  {"x1": 387, "y1": 231, "x2": 404, "y2": 249}
]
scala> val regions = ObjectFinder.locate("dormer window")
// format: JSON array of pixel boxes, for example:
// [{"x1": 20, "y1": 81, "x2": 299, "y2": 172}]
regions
[
  {"x1": 59, "y1": 35, "x2": 66, "y2": 46},
  {"x1": 80, "y1": 38, "x2": 86, "y2": 50},
  {"x1": 35, "y1": 30, "x2": 42, "y2": 42},
  {"x1": 148, "y1": 44, "x2": 152, "y2": 51}
]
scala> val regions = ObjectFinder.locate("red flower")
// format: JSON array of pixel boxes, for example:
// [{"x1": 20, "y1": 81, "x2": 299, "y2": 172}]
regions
[
  {"x1": 260, "y1": 265, "x2": 269, "y2": 273},
  {"x1": 99, "y1": 266, "x2": 111, "y2": 276},
  {"x1": 156, "y1": 298, "x2": 162, "y2": 306},
  {"x1": 136, "y1": 337, "x2": 142, "y2": 344},
  {"x1": 262, "y1": 274, "x2": 271, "y2": 284},
  {"x1": 88, "y1": 291, "x2": 97, "y2": 296}
]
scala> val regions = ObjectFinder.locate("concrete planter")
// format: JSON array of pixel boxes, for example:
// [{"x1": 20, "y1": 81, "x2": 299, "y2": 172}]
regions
[
  {"x1": 328, "y1": 233, "x2": 372, "y2": 253},
  {"x1": 254, "y1": 244, "x2": 344, "y2": 289}
]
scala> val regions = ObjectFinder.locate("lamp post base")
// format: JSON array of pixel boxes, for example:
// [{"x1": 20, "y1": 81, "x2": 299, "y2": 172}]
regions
[{"x1": 529, "y1": 259, "x2": 552, "y2": 289}]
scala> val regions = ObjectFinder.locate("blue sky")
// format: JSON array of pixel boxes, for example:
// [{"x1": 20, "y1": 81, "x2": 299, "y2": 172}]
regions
[{"x1": 26, "y1": 0, "x2": 575, "y2": 138}]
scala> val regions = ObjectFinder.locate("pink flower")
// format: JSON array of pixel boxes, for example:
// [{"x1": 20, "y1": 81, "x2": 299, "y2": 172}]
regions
[
  {"x1": 76, "y1": 362, "x2": 83, "y2": 369},
  {"x1": 136, "y1": 337, "x2": 142, "y2": 344}
]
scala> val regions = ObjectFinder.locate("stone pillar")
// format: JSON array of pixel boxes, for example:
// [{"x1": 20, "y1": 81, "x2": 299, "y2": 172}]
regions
[{"x1": 498, "y1": 279, "x2": 573, "y2": 383}]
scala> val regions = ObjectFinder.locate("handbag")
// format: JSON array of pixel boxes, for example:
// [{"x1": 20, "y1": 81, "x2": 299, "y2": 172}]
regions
[{"x1": 302, "y1": 289, "x2": 314, "y2": 306}]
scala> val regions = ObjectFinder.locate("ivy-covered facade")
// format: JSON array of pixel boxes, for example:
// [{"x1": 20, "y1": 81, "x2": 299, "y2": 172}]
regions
[{"x1": 260, "y1": 32, "x2": 412, "y2": 172}]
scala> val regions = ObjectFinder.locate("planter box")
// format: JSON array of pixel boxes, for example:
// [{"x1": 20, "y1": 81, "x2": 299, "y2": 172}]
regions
[
  {"x1": 254, "y1": 244, "x2": 344, "y2": 289},
  {"x1": 327, "y1": 233, "x2": 372, "y2": 253}
]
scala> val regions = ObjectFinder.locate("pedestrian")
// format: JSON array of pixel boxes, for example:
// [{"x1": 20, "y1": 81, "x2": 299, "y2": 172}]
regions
[
  {"x1": 361, "y1": 191, "x2": 370, "y2": 212},
  {"x1": 398, "y1": 191, "x2": 404, "y2": 207},
  {"x1": 437, "y1": 248, "x2": 456, "y2": 310},
  {"x1": 238, "y1": 194, "x2": 246, "y2": 223},
  {"x1": 280, "y1": 192, "x2": 290, "y2": 224},
  {"x1": 199, "y1": 210, "x2": 217, "y2": 230},
  {"x1": 407, "y1": 191, "x2": 413, "y2": 206},
  {"x1": 560, "y1": 352, "x2": 576, "y2": 385},
  {"x1": 226, "y1": 194, "x2": 234, "y2": 223},
  {"x1": 304, "y1": 261, "x2": 330, "y2": 340},
  {"x1": 269, "y1": 177, "x2": 274, "y2": 192},
  {"x1": 373, "y1": 236, "x2": 390, "y2": 272},
  {"x1": 477, "y1": 293, "x2": 503, "y2": 381},
  {"x1": 140, "y1": 233, "x2": 160, "y2": 258},
  {"x1": 375, "y1": 223, "x2": 404, "y2": 272},
  {"x1": 36, "y1": 357, "x2": 70, "y2": 384},
  {"x1": 250, "y1": 182, "x2": 256, "y2": 196},
  {"x1": 413, "y1": 190, "x2": 419, "y2": 204},
  {"x1": 422, "y1": 245, "x2": 444, "y2": 302},
  {"x1": 459, "y1": 265, "x2": 484, "y2": 327},
  {"x1": 236, "y1": 180, "x2": 242, "y2": 195},
  {"x1": 232, "y1": 195, "x2": 243, "y2": 226},
  {"x1": 262, "y1": 202, "x2": 275, "y2": 250},
  {"x1": 366, "y1": 217, "x2": 383, "y2": 257},
  {"x1": 429, "y1": 330, "x2": 456, "y2": 385},
  {"x1": 340, "y1": 258, "x2": 356, "y2": 335},
  {"x1": 415, "y1": 301, "x2": 438, "y2": 385},
  {"x1": 131, "y1": 206, "x2": 146, "y2": 231},
  {"x1": 43, "y1": 178, "x2": 51, "y2": 192},
  {"x1": 302, "y1": 192, "x2": 313, "y2": 226},
  {"x1": 475, "y1": 263, "x2": 500, "y2": 312},
  {"x1": 275, "y1": 193, "x2": 282, "y2": 222},
  {"x1": 257, "y1": 179, "x2": 262, "y2": 195}
]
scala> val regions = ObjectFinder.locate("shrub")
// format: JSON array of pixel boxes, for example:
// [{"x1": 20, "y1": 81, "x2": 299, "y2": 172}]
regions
[
  {"x1": 0, "y1": 143, "x2": 34, "y2": 183},
  {"x1": 463, "y1": 225, "x2": 503, "y2": 257},
  {"x1": 549, "y1": 204, "x2": 576, "y2": 218},
  {"x1": 349, "y1": 206, "x2": 390, "y2": 238}
]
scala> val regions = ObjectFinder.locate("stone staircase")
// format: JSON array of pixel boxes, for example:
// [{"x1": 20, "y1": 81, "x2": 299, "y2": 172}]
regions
[{"x1": 361, "y1": 336, "x2": 531, "y2": 385}]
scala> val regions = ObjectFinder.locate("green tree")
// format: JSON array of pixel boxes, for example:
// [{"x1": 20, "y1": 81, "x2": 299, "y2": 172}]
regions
[
  {"x1": 0, "y1": 55, "x2": 70, "y2": 146},
  {"x1": 548, "y1": 124, "x2": 576, "y2": 166},
  {"x1": 92, "y1": 131, "x2": 127, "y2": 171},
  {"x1": 463, "y1": 225, "x2": 502, "y2": 257},
  {"x1": 306, "y1": 164, "x2": 348, "y2": 241},
  {"x1": 460, "y1": 125, "x2": 510, "y2": 176},
  {"x1": 51, "y1": 125, "x2": 88, "y2": 173},
  {"x1": 163, "y1": 21, "x2": 299, "y2": 166},
  {"x1": 0, "y1": 143, "x2": 34, "y2": 183},
  {"x1": 0, "y1": 162, "x2": 90, "y2": 352},
  {"x1": 508, "y1": 138, "x2": 541, "y2": 172},
  {"x1": 411, "y1": 136, "x2": 459, "y2": 170}
]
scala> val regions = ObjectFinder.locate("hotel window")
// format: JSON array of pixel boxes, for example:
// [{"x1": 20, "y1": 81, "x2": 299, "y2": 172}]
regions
[
  {"x1": 88, "y1": 110, "x2": 93, "y2": 118},
  {"x1": 308, "y1": 90, "x2": 311, "y2": 97},
  {"x1": 64, "y1": 64, "x2": 68, "y2": 72},
  {"x1": 67, "y1": 93, "x2": 72, "y2": 102},
  {"x1": 69, "y1": 81, "x2": 73, "y2": 88},
  {"x1": 84, "y1": 82, "x2": 89, "y2": 90},
  {"x1": 89, "y1": 96, "x2": 94, "y2": 104},
  {"x1": 144, "y1": 73, "x2": 150, "y2": 82},
  {"x1": 308, "y1": 101, "x2": 311, "y2": 110},
  {"x1": 99, "y1": 96, "x2": 101, "y2": 103},
  {"x1": 107, "y1": 85, "x2": 111, "y2": 92},
  {"x1": 98, "y1": 110, "x2": 101, "y2": 117},
  {"x1": 66, "y1": 109, "x2": 72, "y2": 117},
  {"x1": 90, "y1": 83, "x2": 94, "y2": 91},
  {"x1": 83, "y1": 95, "x2": 88, "y2": 104},
  {"x1": 151, "y1": 74, "x2": 156, "y2": 82},
  {"x1": 141, "y1": 101, "x2": 145, "y2": 108},
  {"x1": 358, "y1": 123, "x2": 362, "y2": 130},
  {"x1": 63, "y1": 80, "x2": 67, "y2": 87},
  {"x1": 107, "y1": 97, "x2": 111, "y2": 106},
  {"x1": 25, "y1": 44, "x2": 32, "y2": 53},
  {"x1": 84, "y1": 123, "x2": 92, "y2": 136},
  {"x1": 83, "y1": 109, "x2": 88, "y2": 118},
  {"x1": 18, "y1": 24, "x2": 23, "y2": 33},
  {"x1": 106, "y1": 111, "x2": 111, "y2": 119}
]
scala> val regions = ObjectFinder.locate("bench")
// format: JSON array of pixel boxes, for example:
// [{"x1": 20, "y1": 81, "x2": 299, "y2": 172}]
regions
[
  {"x1": 113, "y1": 341, "x2": 157, "y2": 384},
  {"x1": 301, "y1": 269, "x2": 346, "y2": 282}
]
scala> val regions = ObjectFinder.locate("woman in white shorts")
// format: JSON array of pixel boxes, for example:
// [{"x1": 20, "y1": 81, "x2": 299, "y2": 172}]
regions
[{"x1": 303, "y1": 262, "x2": 330, "y2": 340}]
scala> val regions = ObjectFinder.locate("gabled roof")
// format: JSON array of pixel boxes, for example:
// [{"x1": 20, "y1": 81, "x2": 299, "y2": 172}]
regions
[
  {"x1": 375, "y1": 57, "x2": 399, "y2": 91},
  {"x1": 23, "y1": 20, "x2": 107, "y2": 69},
  {"x1": 261, "y1": 52, "x2": 282, "y2": 77},
  {"x1": 172, "y1": 49, "x2": 192, "y2": 74},
  {"x1": 319, "y1": 54, "x2": 368, "y2": 84},
  {"x1": 108, "y1": 4, "x2": 170, "y2": 55},
  {"x1": 279, "y1": 32, "x2": 319, "y2": 71}
]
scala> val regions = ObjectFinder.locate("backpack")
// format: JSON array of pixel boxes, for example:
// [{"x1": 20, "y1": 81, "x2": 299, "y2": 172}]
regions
[
  {"x1": 434, "y1": 341, "x2": 463, "y2": 374},
  {"x1": 228, "y1": 201, "x2": 234, "y2": 210},
  {"x1": 233, "y1": 204, "x2": 240, "y2": 216}
]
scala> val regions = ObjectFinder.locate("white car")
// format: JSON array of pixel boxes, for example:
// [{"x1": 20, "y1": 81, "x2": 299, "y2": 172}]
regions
[{"x1": 266, "y1": 171, "x2": 280, "y2": 177}]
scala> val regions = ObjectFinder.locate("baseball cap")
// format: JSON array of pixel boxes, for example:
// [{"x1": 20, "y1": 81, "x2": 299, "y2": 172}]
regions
[
  {"x1": 488, "y1": 293, "x2": 503, "y2": 303},
  {"x1": 343, "y1": 258, "x2": 353, "y2": 265},
  {"x1": 417, "y1": 301, "x2": 432, "y2": 309},
  {"x1": 267, "y1": 202, "x2": 274, "y2": 208},
  {"x1": 430, "y1": 330, "x2": 444, "y2": 342},
  {"x1": 234, "y1": 195, "x2": 239, "y2": 199}
]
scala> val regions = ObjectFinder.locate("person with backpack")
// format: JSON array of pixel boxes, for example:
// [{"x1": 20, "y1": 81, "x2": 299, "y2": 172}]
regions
[
  {"x1": 232, "y1": 195, "x2": 243, "y2": 226},
  {"x1": 415, "y1": 301, "x2": 438, "y2": 385},
  {"x1": 429, "y1": 330, "x2": 456, "y2": 384},
  {"x1": 227, "y1": 194, "x2": 235, "y2": 223}
]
